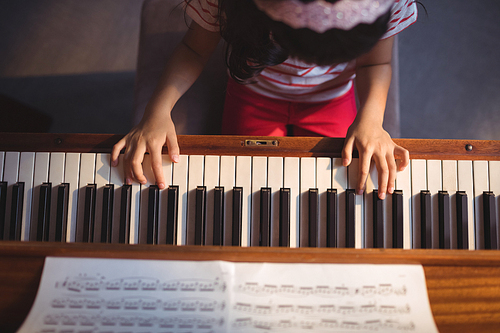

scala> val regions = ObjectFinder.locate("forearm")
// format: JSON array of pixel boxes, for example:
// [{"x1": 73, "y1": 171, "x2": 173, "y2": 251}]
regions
[
  {"x1": 354, "y1": 62, "x2": 392, "y2": 127},
  {"x1": 141, "y1": 21, "x2": 221, "y2": 124}
]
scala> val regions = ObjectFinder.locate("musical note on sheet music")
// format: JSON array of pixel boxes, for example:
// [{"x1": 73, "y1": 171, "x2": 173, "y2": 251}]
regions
[{"x1": 17, "y1": 259, "x2": 439, "y2": 333}]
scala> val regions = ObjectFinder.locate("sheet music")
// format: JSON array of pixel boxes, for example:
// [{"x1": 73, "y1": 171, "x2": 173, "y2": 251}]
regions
[{"x1": 17, "y1": 258, "x2": 438, "y2": 333}]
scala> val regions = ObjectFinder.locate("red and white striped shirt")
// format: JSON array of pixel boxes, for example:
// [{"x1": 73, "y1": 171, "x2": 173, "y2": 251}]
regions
[{"x1": 185, "y1": 0, "x2": 417, "y2": 102}]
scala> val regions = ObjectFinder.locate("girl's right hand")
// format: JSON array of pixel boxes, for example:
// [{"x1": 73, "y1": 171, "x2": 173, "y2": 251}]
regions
[{"x1": 111, "y1": 115, "x2": 179, "y2": 190}]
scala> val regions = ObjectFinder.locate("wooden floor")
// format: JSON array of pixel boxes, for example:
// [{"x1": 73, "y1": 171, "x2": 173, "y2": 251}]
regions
[{"x1": 2, "y1": 242, "x2": 500, "y2": 333}]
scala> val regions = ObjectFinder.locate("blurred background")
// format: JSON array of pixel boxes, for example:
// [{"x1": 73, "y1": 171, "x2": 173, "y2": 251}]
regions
[{"x1": 0, "y1": 0, "x2": 499, "y2": 139}]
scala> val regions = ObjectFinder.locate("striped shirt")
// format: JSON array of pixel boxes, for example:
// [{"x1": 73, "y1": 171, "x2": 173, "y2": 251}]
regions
[{"x1": 185, "y1": 0, "x2": 417, "y2": 102}]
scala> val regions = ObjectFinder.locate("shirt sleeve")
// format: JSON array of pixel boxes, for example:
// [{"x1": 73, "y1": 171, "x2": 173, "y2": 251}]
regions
[
  {"x1": 184, "y1": 0, "x2": 221, "y2": 32},
  {"x1": 381, "y1": 0, "x2": 418, "y2": 39}
]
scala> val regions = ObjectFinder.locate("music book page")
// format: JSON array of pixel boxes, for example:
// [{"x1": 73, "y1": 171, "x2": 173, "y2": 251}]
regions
[{"x1": 17, "y1": 257, "x2": 439, "y2": 333}]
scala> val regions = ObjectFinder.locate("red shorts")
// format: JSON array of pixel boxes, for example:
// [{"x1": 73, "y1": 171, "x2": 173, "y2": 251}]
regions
[{"x1": 221, "y1": 78, "x2": 357, "y2": 137}]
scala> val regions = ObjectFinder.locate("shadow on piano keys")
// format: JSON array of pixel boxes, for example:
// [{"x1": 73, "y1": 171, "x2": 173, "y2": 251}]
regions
[{"x1": 1, "y1": 133, "x2": 500, "y2": 332}]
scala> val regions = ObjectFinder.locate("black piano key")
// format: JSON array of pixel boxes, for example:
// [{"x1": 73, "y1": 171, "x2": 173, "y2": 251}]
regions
[
  {"x1": 99, "y1": 184, "x2": 114, "y2": 243},
  {"x1": 195, "y1": 186, "x2": 206, "y2": 246},
  {"x1": 392, "y1": 190, "x2": 404, "y2": 249},
  {"x1": 373, "y1": 190, "x2": 384, "y2": 248},
  {"x1": 78, "y1": 184, "x2": 97, "y2": 243},
  {"x1": 164, "y1": 185, "x2": 179, "y2": 245},
  {"x1": 36, "y1": 182, "x2": 52, "y2": 241},
  {"x1": 53, "y1": 183, "x2": 69, "y2": 242},
  {"x1": 456, "y1": 191, "x2": 468, "y2": 249},
  {"x1": 0, "y1": 182, "x2": 6, "y2": 240},
  {"x1": 140, "y1": 185, "x2": 159, "y2": 245},
  {"x1": 438, "y1": 191, "x2": 451, "y2": 249},
  {"x1": 114, "y1": 185, "x2": 131, "y2": 244},
  {"x1": 483, "y1": 191, "x2": 497, "y2": 250},
  {"x1": 308, "y1": 188, "x2": 319, "y2": 248},
  {"x1": 260, "y1": 187, "x2": 271, "y2": 247},
  {"x1": 326, "y1": 189, "x2": 337, "y2": 248},
  {"x1": 345, "y1": 189, "x2": 356, "y2": 248},
  {"x1": 420, "y1": 190, "x2": 432, "y2": 249},
  {"x1": 213, "y1": 186, "x2": 224, "y2": 246},
  {"x1": 232, "y1": 187, "x2": 243, "y2": 246},
  {"x1": 9, "y1": 182, "x2": 24, "y2": 241},
  {"x1": 279, "y1": 188, "x2": 290, "y2": 247}
]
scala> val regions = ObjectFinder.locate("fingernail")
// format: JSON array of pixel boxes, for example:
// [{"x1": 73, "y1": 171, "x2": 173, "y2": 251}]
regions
[
  {"x1": 388, "y1": 186, "x2": 395, "y2": 194},
  {"x1": 158, "y1": 183, "x2": 165, "y2": 189},
  {"x1": 379, "y1": 192, "x2": 386, "y2": 200},
  {"x1": 126, "y1": 178, "x2": 132, "y2": 185},
  {"x1": 343, "y1": 159, "x2": 349, "y2": 167},
  {"x1": 140, "y1": 180, "x2": 147, "y2": 185},
  {"x1": 357, "y1": 190, "x2": 364, "y2": 195},
  {"x1": 172, "y1": 155, "x2": 180, "y2": 163},
  {"x1": 111, "y1": 160, "x2": 118, "y2": 167}
]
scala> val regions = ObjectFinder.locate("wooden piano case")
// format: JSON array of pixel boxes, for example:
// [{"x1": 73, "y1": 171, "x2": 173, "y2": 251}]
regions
[{"x1": 1, "y1": 133, "x2": 500, "y2": 333}]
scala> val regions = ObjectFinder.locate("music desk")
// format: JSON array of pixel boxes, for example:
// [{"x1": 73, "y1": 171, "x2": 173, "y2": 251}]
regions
[{"x1": 1, "y1": 243, "x2": 500, "y2": 333}]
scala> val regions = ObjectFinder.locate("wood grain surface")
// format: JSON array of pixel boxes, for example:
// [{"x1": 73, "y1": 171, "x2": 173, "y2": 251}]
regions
[{"x1": 1, "y1": 242, "x2": 500, "y2": 333}]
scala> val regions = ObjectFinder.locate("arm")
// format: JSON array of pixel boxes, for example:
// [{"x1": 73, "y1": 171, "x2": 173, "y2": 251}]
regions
[
  {"x1": 342, "y1": 36, "x2": 410, "y2": 199},
  {"x1": 111, "y1": 21, "x2": 221, "y2": 189}
]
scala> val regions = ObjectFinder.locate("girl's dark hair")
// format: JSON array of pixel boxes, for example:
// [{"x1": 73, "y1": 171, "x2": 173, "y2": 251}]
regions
[{"x1": 214, "y1": 0, "x2": 392, "y2": 83}]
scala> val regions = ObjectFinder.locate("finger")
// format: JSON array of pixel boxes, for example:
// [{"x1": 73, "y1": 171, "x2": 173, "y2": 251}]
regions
[
  {"x1": 342, "y1": 137, "x2": 354, "y2": 167},
  {"x1": 111, "y1": 138, "x2": 126, "y2": 167},
  {"x1": 357, "y1": 149, "x2": 372, "y2": 196},
  {"x1": 386, "y1": 152, "x2": 398, "y2": 195},
  {"x1": 395, "y1": 145, "x2": 410, "y2": 171},
  {"x1": 375, "y1": 155, "x2": 389, "y2": 200},
  {"x1": 166, "y1": 130, "x2": 180, "y2": 163},
  {"x1": 150, "y1": 143, "x2": 166, "y2": 189},
  {"x1": 129, "y1": 147, "x2": 148, "y2": 185}
]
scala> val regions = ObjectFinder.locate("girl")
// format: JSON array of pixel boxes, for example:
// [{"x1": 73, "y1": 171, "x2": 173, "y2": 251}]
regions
[{"x1": 112, "y1": 0, "x2": 417, "y2": 199}]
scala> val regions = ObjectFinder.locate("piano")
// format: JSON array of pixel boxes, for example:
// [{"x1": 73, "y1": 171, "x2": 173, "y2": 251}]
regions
[{"x1": 1, "y1": 133, "x2": 500, "y2": 333}]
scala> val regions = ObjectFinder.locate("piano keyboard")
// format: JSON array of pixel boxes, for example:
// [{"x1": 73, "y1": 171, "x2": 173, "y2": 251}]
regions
[{"x1": 1, "y1": 134, "x2": 499, "y2": 251}]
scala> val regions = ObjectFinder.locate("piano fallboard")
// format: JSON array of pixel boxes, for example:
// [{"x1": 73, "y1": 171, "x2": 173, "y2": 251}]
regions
[{"x1": 1, "y1": 242, "x2": 500, "y2": 333}]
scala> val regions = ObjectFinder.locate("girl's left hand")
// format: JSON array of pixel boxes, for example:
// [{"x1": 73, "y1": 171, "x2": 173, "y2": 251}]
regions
[{"x1": 342, "y1": 118, "x2": 409, "y2": 200}]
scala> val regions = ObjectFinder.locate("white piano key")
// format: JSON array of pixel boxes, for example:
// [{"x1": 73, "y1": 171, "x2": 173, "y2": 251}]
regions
[
  {"x1": 220, "y1": 156, "x2": 235, "y2": 246},
  {"x1": 332, "y1": 158, "x2": 347, "y2": 248},
  {"x1": 129, "y1": 182, "x2": 141, "y2": 244},
  {"x1": 93, "y1": 153, "x2": 111, "y2": 242},
  {"x1": 457, "y1": 160, "x2": 475, "y2": 250},
  {"x1": 173, "y1": 154, "x2": 189, "y2": 245},
  {"x1": 364, "y1": 163, "x2": 377, "y2": 248},
  {"x1": 236, "y1": 156, "x2": 252, "y2": 247},
  {"x1": 442, "y1": 160, "x2": 458, "y2": 249},
  {"x1": 347, "y1": 158, "x2": 363, "y2": 249},
  {"x1": 251, "y1": 156, "x2": 268, "y2": 246},
  {"x1": 268, "y1": 156, "x2": 283, "y2": 247},
  {"x1": 411, "y1": 159, "x2": 427, "y2": 249},
  {"x1": 284, "y1": 157, "x2": 300, "y2": 248},
  {"x1": 31, "y1": 152, "x2": 50, "y2": 240},
  {"x1": 3, "y1": 152, "x2": 20, "y2": 239},
  {"x1": 76, "y1": 153, "x2": 96, "y2": 242},
  {"x1": 48, "y1": 153, "x2": 66, "y2": 241},
  {"x1": 473, "y1": 160, "x2": 489, "y2": 249},
  {"x1": 18, "y1": 152, "x2": 35, "y2": 241},
  {"x1": 204, "y1": 155, "x2": 220, "y2": 244},
  {"x1": 427, "y1": 160, "x2": 442, "y2": 249},
  {"x1": 158, "y1": 154, "x2": 173, "y2": 243},
  {"x1": 316, "y1": 157, "x2": 332, "y2": 247},
  {"x1": 186, "y1": 155, "x2": 204, "y2": 245},
  {"x1": 110, "y1": 154, "x2": 125, "y2": 243},
  {"x1": 300, "y1": 157, "x2": 315, "y2": 247},
  {"x1": 384, "y1": 187, "x2": 393, "y2": 249},
  {"x1": 490, "y1": 161, "x2": 500, "y2": 247},
  {"x1": 64, "y1": 153, "x2": 80, "y2": 242},
  {"x1": 395, "y1": 159, "x2": 412, "y2": 249}
]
